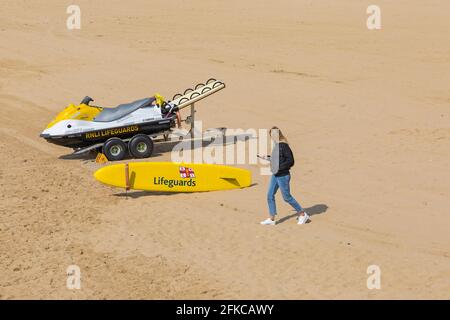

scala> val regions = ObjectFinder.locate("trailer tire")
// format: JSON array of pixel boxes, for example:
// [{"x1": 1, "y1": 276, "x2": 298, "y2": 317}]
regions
[
  {"x1": 172, "y1": 93, "x2": 182, "y2": 101},
  {"x1": 183, "y1": 88, "x2": 194, "y2": 95},
  {"x1": 129, "y1": 134, "x2": 154, "y2": 159},
  {"x1": 103, "y1": 138, "x2": 127, "y2": 161}
]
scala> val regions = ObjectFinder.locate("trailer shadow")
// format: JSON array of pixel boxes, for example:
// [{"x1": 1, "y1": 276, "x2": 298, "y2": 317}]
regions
[
  {"x1": 153, "y1": 132, "x2": 254, "y2": 154},
  {"x1": 59, "y1": 151, "x2": 97, "y2": 160},
  {"x1": 276, "y1": 204, "x2": 329, "y2": 224},
  {"x1": 58, "y1": 131, "x2": 255, "y2": 161}
]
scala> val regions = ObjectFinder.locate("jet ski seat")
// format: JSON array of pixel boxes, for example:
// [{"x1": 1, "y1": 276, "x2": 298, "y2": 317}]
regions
[{"x1": 94, "y1": 97, "x2": 156, "y2": 122}]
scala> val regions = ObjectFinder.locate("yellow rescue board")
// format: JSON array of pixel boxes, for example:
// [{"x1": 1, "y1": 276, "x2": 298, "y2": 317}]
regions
[{"x1": 94, "y1": 162, "x2": 252, "y2": 192}]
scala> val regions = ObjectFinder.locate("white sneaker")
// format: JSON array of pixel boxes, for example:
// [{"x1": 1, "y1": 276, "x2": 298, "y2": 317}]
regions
[
  {"x1": 297, "y1": 212, "x2": 310, "y2": 225},
  {"x1": 260, "y1": 218, "x2": 276, "y2": 225}
]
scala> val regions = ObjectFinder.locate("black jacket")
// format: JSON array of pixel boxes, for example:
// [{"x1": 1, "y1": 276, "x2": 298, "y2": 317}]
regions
[{"x1": 270, "y1": 142, "x2": 295, "y2": 177}]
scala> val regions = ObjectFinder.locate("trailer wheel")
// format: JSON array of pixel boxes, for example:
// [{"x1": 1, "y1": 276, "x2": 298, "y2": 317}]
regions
[
  {"x1": 129, "y1": 134, "x2": 154, "y2": 158},
  {"x1": 195, "y1": 83, "x2": 205, "y2": 90},
  {"x1": 103, "y1": 138, "x2": 127, "y2": 161},
  {"x1": 172, "y1": 93, "x2": 182, "y2": 101},
  {"x1": 183, "y1": 88, "x2": 194, "y2": 95}
]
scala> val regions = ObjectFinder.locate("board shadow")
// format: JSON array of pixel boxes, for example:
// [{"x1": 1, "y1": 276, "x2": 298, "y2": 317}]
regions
[{"x1": 113, "y1": 183, "x2": 257, "y2": 198}]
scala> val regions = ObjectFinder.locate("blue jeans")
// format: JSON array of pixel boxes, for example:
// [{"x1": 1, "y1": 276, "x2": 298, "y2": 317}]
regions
[{"x1": 267, "y1": 174, "x2": 303, "y2": 216}]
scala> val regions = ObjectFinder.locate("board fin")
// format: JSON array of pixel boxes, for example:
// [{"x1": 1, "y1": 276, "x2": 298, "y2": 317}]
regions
[{"x1": 220, "y1": 177, "x2": 241, "y2": 187}]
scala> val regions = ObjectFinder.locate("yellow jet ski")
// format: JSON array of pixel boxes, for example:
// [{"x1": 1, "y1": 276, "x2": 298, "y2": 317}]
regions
[{"x1": 40, "y1": 79, "x2": 225, "y2": 160}]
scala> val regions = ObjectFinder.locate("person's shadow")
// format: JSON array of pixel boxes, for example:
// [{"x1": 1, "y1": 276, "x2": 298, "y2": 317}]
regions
[{"x1": 276, "y1": 204, "x2": 328, "y2": 224}]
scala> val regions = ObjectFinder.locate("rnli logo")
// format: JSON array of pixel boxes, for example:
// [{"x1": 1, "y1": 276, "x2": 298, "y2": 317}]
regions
[
  {"x1": 179, "y1": 166, "x2": 195, "y2": 178},
  {"x1": 85, "y1": 125, "x2": 139, "y2": 139}
]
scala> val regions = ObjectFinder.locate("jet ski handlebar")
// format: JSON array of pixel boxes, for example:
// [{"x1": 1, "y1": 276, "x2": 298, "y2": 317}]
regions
[{"x1": 80, "y1": 96, "x2": 94, "y2": 105}]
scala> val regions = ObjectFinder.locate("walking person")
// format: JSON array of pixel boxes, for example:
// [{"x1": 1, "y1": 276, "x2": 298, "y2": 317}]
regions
[{"x1": 260, "y1": 127, "x2": 309, "y2": 225}]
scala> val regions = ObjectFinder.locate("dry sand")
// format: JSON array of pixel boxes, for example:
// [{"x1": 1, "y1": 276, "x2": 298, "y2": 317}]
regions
[{"x1": 0, "y1": 0, "x2": 449, "y2": 299}]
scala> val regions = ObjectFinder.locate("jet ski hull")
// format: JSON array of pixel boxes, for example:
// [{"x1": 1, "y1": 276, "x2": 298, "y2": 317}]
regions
[{"x1": 41, "y1": 119, "x2": 174, "y2": 149}]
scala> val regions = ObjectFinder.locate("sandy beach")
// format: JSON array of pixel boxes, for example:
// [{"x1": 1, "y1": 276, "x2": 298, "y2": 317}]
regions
[{"x1": 0, "y1": 0, "x2": 449, "y2": 299}]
